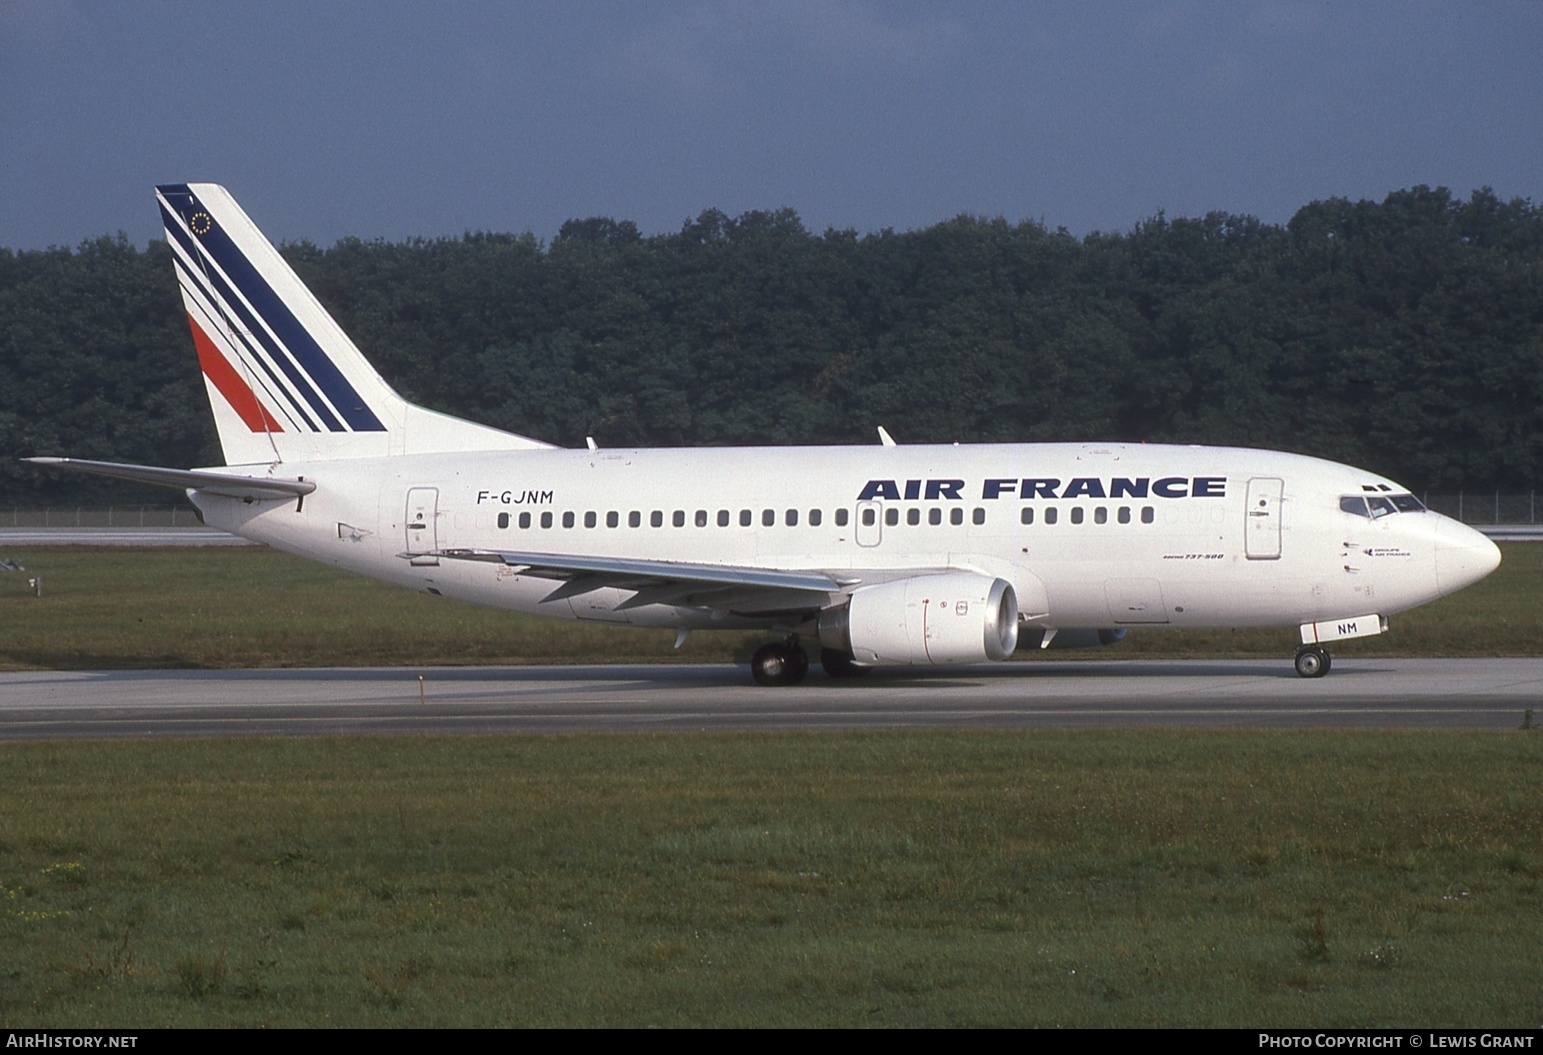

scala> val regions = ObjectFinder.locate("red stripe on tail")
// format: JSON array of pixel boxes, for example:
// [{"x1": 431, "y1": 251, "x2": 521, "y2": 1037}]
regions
[{"x1": 187, "y1": 316, "x2": 283, "y2": 432}]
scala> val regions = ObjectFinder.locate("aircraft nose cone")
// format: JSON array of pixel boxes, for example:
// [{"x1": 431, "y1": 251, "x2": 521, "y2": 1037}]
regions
[{"x1": 1434, "y1": 518, "x2": 1501, "y2": 596}]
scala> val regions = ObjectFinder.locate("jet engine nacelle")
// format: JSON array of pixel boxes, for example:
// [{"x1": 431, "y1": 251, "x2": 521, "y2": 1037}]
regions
[{"x1": 820, "y1": 572, "x2": 1019, "y2": 666}]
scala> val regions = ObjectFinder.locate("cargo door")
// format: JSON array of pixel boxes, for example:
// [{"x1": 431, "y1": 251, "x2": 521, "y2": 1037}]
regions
[
  {"x1": 1104, "y1": 578, "x2": 1170, "y2": 624},
  {"x1": 568, "y1": 589, "x2": 633, "y2": 624}
]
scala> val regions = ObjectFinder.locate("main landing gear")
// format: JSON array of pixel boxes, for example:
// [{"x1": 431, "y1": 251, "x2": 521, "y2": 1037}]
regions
[
  {"x1": 751, "y1": 639, "x2": 873, "y2": 685},
  {"x1": 751, "y1": 638, "x2": 809, "y2": 686},
  {"x1": 1293, "y1": 645, "x2": 1332, "y2": 679}
]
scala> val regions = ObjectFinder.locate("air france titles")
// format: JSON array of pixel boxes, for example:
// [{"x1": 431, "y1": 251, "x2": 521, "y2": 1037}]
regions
[{"x1": 856, "y1": 477, "x2": 1227, "y2": 502}]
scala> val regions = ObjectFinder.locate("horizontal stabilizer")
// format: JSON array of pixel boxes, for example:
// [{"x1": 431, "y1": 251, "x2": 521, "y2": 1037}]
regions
[{"x1": 25, "y1": 457, "x2": 316, "y2": 501}]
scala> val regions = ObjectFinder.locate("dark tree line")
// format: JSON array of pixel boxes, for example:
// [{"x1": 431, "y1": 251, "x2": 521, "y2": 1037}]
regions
[{"x1": 4, "y1": 185, "x2": 1541, "y2": 505}]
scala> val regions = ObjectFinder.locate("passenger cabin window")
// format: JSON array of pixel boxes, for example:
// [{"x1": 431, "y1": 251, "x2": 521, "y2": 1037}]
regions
[
  {"x1": 562, "y1": 511, "x2": 575, "y2": 528},
  {"x1": 740, "y1": 509, "x2": 752, "y2": 527},
  {"x1": 651, "y1": 511, "x2": 664, "y2": 528},
  {"x1": 497, "y1": 512, "x2": 510, "y2": 529},
  {"x1": 973, "y1": 508, "x2": 985, "y2": 525},
  {"x1": 860, "y1": 508, "x2": 874, "y2": 527},
  {"x1": 836, "y1": 508, "x2": 850, "y2": 527},
  {"x1": 1045, "y1": 507, "x2": 1058, "y2": 525},
  {"x1": 907, "y1": 508, "x2": 920, "y2": 526},
  {"x1": 519, "y1": 512, "x2": 531, "y2": 529},
  {"x1": 951, "y1": 508, "x2": 963, "y2": 526},
  {"x1": 885, "y1": 508, "x2": 899, "y2": 527},
  {"x1": 1118, "y1": 507, "x2": 1131, "y2": 524},
  {"x1": 673, "y1": 510, "x2": 685, "y2": 528},
  {"x1": 762, "y1": 509, "x2": 775, "y2": 527},
  {"x1": 1094, "y1": 507, "x2": 1107, "y2": 525},
  {"x1": 929, "y1": 508, "x2": 942, "y2": 526},
  {"x1": 540, "y1": 512, "x2": 553, "y2": 529},
  {"x1": 785, "y1": 509, "x2": 798, "y2": 527},
  {"x1": 629, "y1": 511, "x2": 641, "y2": 528},
  {"x1": 809, "y1": 509, "x2": 823, "y2": 527},
  {"x1": 695, "y1": 510, "x2": 708, "y2": 528},
  {"x1": 584, "y1": 511, "x2": 596, "y2": 528},
  {"x1": 1070, "y1": 507, "x2": 1084, "y2": 525},
  {"x1": 607, "y1": 511, "x2": 619, "y2": 528},
  {"x1": 1020, "y1": 507, "x2": 1034, "y2": 525},
  {"x1": 718, "y1": 510, "x2": 730, "y2": 527},
  {"x1": 1141, "y1": 507, "x2": 1154, "y2": 523}
]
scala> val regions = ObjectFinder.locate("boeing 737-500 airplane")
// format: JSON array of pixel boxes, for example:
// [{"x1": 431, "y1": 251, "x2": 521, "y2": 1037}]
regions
[{"x1": 28, "y1": 184, "x2": 1503, "y2": 684}]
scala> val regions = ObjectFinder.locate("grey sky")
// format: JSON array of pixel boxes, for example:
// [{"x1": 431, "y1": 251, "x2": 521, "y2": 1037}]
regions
[{"x1": 2, "y1": 1, "x2": 1539, "y2": 250}]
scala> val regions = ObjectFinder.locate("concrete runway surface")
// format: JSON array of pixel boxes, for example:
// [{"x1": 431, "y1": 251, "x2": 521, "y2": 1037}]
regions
[
  {"x1": 0, "y1": 659, "x2": 1539, "y2": 739},
  {"x1": 0, "y1": 527, "x2": 254, "y2": 546}
]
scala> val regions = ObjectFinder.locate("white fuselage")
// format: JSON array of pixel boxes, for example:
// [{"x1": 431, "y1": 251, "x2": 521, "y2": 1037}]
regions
[
  {"x1": 190, "y1": 441, "x2": 1500, "y2": 638},
  {"x1": 37, "y1": 185, "x2": 1502, "y2": 684}
]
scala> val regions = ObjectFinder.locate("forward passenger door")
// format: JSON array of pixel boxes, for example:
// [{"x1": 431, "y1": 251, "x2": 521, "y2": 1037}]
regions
[{"x1": 1245, "y1": 477, "x2": 1283, "y2": 560}]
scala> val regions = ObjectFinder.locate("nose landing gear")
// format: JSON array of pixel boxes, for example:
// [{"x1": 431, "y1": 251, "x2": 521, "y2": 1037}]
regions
[{"x1": 1294, "y1": 645, "x2": 1332, "y2": 678}]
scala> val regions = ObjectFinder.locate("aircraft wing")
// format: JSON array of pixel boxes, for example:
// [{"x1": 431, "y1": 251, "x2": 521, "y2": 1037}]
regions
[
  {"x1": 25, "y1": 457, "x2": 316, "y2": 501},
  {"x1": 433, "y1": 548, "x2": 847, "y2": 614}
]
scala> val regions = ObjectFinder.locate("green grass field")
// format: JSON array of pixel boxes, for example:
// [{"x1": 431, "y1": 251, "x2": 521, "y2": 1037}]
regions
[
  {"x1": 2, "y1": 732, "x2": 1540, "y2": 1027},
  {"x1": 2, "y1": 543, "x2": 1539, "y2": 670}
]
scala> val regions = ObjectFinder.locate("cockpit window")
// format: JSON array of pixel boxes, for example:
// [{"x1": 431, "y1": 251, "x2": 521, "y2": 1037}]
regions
[{"x1": 1341, "y1": 493, "x2": 1425, "y2": 517}]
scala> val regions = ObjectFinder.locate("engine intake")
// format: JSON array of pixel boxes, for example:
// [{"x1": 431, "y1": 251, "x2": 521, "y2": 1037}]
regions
[{"x1": 820, "y1": 572, "x2": 1018, "y2": 666}]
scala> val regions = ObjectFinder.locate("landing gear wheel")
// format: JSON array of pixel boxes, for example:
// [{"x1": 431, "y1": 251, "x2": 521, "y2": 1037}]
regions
[
  {"x1": 752, "y1": 641, "x2": 809, "y2": 686},
  {"x1": 820, "y1": 648, "x2": 872, "y2": 679},
  {"x1": 1294, "y1": 646, "x2": 1331, "y2": 679}
]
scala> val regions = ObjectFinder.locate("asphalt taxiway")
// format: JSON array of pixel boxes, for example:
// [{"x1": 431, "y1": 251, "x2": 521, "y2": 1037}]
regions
[{"x1": 0, "y1": 659, "x2": 1539, "y2": 739}]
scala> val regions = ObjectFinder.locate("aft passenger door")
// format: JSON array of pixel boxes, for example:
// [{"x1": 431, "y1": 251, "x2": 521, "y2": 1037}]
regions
[
  {"x1": 1245, "y1": 477, "x2": 1283, "y2": 560},
  {"x1": 404, "y1": 487, "x2": 440, "y2": 566}
]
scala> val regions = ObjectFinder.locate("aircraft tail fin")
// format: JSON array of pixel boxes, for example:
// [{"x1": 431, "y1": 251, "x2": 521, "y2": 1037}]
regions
[{"x1": 156, "y1": 183, "x2": 552, "y2": 465}]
